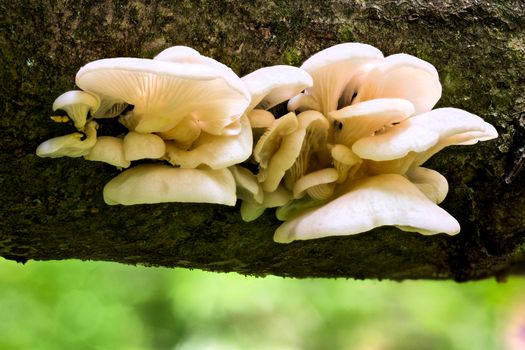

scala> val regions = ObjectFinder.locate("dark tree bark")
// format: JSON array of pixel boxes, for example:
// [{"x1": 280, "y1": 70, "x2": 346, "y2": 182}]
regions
[{"x1": 1, "y1": 0, "x2": 524, "y2": 281}]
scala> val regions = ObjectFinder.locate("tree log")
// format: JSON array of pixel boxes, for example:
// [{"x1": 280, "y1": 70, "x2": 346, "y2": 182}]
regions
[{"x1": 1, "y1": 0, "x2": 524, "y2": 280}]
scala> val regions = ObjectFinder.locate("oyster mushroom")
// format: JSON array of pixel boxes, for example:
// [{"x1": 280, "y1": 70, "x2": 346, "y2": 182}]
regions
[
  {"x1": 123, "y1": 131, "x2": 166, "y2": 161},
  {"x1": 257, "y1": 110, "x2": 330, "y2": 193},
  {"x1": 164, "y1": 114, "x2": 252, "y2": 169},
  {"x1": 351, "y1": 53, "x2": 442, "y2": 114},
  {"x1": 242, "y1": 65, "x2": 313, "y2": 111},
  {"x1": 103, "y1": 164, "x2": 236, "y2": 206},
  {"x1": 84, "y1": 136, "x2": 130, "y2": 168},
  {"x1": 354, "y1": 108, "x2": 498, "y2": 174},
  {"x1": 329, "y1": 98, "x2": 415, "y2": 147},
  {"x1": 75, "y1": 48, "x2": 250, "y2": 135},
  {"x1": 288, "y1": 43, "x2": 384, "y2": 115},
  {"x1": 36, "y1": 121, "x2": 97, "y2": 158},
  {"x1": 292, "y1": 168, "x2": 339, "y2": 200},
  {"x1": 274, "y1": 173, "x2": 460, "y2": 243},
  {"x1": 52, "y1": 90, "x2": 100, "y2": 130}
]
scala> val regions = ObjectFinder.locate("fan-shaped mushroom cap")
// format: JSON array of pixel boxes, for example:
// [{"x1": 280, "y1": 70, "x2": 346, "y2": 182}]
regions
[
  {"x1": 293, "y1": 168, "x2": 339, "y2": 200},
  {"x1": 164, "y1": 114, "x2": 252, "y2": 169},
  {"x1": 103, "y1": 164, "x2": 236, "y2": 205},
  {"x1": 354, "y1": 108, "x2": 498, "y2": 168},
  {"x1": 274, "y1": 173, "x2": 460, "y2": 243},
  {"x1": 254, "y1": 112, "x2": 299, "y2": 172},
  {"x1": 52, "y1": 90, "x2": 100, "y2": 130},
  {"x1": 288, "y1": 43, "x2": 384, "y2": 115},
  {"x1": 123, "y1": 132, "x2": 166, "y2": 161},
  {"x1": 406, "y1": 167, "x2": 448, "y2": 204},
  {"x1": 330, "y1": 98, "x2": 415, "y2": 147},
  {"x1": 248, "y1": 109, "x2": 276, "y2": 129},
  {"x1": 84, "y1": 136, "x2": 130, "y2": 168},
  {"x1": 242, "y1": 65, "x2": 313, "y2": 111},
  {"x1": 352, "y1": 54, "x2": 442, "y2": 114},
  {"x1": 282, "y1": 110, "x2": 330, "y2": 191},
  {"x1": 76, "y1": 53, "x2": 250, "y2": 135},
  {"x1": 257, "y1": 111, "x2": 329, "y2": 193},
  {"x1": 36, "y1": 121, "x2": 97, "y2": 158}
]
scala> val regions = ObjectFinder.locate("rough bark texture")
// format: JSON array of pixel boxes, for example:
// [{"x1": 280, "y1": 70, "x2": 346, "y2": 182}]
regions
[{"x1": 1, "y1": 0, "x2": 524, "y2": 280}]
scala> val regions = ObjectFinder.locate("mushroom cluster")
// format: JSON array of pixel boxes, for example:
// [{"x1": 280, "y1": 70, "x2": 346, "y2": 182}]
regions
[{"x1": 36, "y1": 43, "x2": 497, "y2": 243}]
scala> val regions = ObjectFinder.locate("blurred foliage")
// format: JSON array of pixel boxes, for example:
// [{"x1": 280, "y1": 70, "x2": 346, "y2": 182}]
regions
[{"x1": 0, "y1": 258, "x2": 524, "y2": 350}]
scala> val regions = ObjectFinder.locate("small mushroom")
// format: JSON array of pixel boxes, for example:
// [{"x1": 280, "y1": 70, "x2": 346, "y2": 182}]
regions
[
  {"x1": 84, "y1": 136, "x2": 130, "y2": 168},
  {"x1": 274, "y1": 173, "x2": 460, "y2": 243},
  {"x1": 52, "y1": 90, "x2": 100, "y2": 130},
  {"x1": 282, "y1": 110, "x2": 330, "y2": 191},
  {"x1": 123, "y1": 131, "x2": 166, "y2": 161},
  {"x1": 164, "y1": 114, "x2": 252, "y2": 169},
  {"x1": 36, "y1": 121, "x2": 97, "y2": 158},
  {"x1": 355, "y1": 108, "x2": 498, "y2": 174},
  {"x1": 103, "y1": 164, "x2": 236, "y2": 206},
  {"x1": 242, "y1": 65, "x2": 313, "y2": 111},
  {"x1": 254, "y1": 112, "x2": 299, "y2": 175},
  {"x1": 287, "y1": 43, "x2": 384, "y2": 115},
  {"x1": 76, "y1": 51, "x2": 250, "y2": 135},
  {"x1": 257, "y1": 111, "x2": 329, "y2": 192},
  {"x1": 329, "y1": 98, "x2": 415, "y2": 147},
  {"x1": 352, "y1": 53, "x2": 442, "y2": 114},
  {"x1": 293, "y1": 168, "x2": 339, "y2": 200}
]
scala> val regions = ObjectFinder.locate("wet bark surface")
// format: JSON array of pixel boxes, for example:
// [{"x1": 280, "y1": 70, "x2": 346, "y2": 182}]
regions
[{"x1": 1, "y1": 0, "x2": 524, "y2": 280}]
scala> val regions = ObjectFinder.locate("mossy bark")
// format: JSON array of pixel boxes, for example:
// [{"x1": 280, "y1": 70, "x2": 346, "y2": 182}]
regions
[{"x1": 1, "y1": 0, "x2": 524, "y2": 280}]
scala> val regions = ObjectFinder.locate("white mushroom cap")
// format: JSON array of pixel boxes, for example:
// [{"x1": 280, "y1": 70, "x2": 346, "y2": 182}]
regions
[
  {"x1": 406, "y1": 167, "x2": 448, "y2": 204},
  {"x1": 282, "y1": 110, "x2": 330, "y2": 190},
  {"x1": 352, "y1": 53, "x2": 442, "y2": 114},
  {"x1": 242, "y1": 65, "x2": 313, "y2": 111},
  {"x1": 36, "y1": 121, "x2": 97, "y2": 158},
  {"x1": 274, "y1": 173, "x2": 460, "y2": 243},
  {"x1": 164, "y1": 114, "x2": 252, "y2": 169},
  {"x1": 353, "y1": 108, "x2": 497, "y2": 164},
  {"x1": 52, "y1": 90, "x2": 100, "y2": 130},
  {"x1": 329, "y1": 98, "x2": 415, "y2": 147},
  {"x1": 288, "y1": 43, "x2": 384, "y2": 115},
  {"x1": 259, "y1": 110, "x2": 329, "y2": 192},
  {"x1": 247, "y1": 109, "x2": 276, "y2": 129},
  {"x1": 230, "y1": 165, "x2": 263, "y2": 204},
  {"x1": 76, "y1": 55, "x2": 250, "y2": 135},
  {"x1": 84, "y1": 136, "x2": 130, "y2": 168},
  {"x1": 103, "y1": 164, "x2": 236, "y2": 206},
  {"x1": 293, "y1": 168, "x2": 339, "y2": 199},
  {"x1": 123, "y1": 131, "x2": 166, "y2": 161},
  {"x1": 254, "y1": 112, "x2": 299, "y2": 172},
  {"x1": 240, "y1": 185, "x2": 291, "y2": 222}
]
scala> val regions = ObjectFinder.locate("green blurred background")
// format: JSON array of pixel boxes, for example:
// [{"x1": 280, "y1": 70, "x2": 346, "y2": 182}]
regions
[{"x1": 0, "y1": 258, "x2": 523, "y2": 350}]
